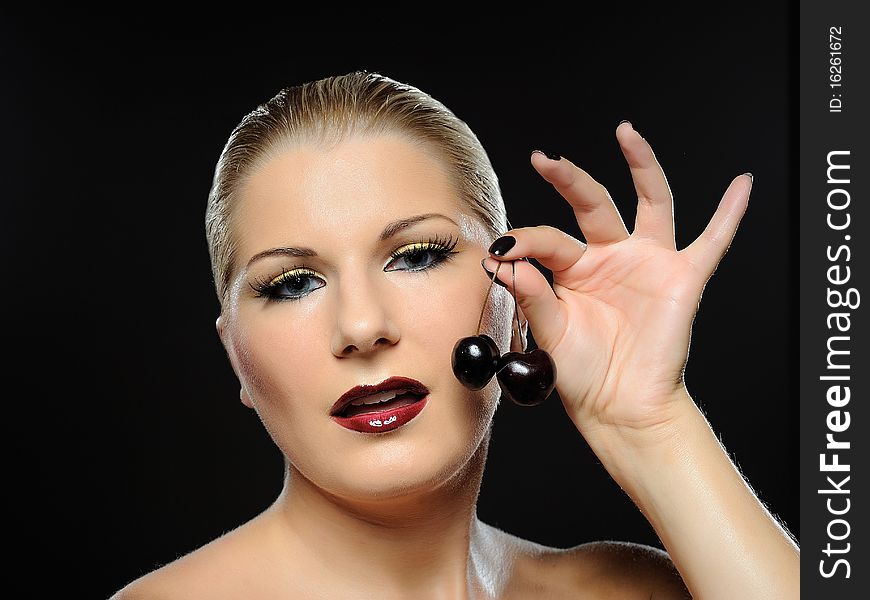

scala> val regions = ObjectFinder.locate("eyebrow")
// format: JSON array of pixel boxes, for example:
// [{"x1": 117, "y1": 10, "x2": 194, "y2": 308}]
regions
[{"x1": 244, "y1": 212, "x2": 459, "y2": 270}]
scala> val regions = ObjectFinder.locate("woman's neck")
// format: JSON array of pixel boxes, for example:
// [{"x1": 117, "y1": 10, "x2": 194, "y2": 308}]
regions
[{"x1": 260, "y1": 432, "x2": 508, "y2": 599}]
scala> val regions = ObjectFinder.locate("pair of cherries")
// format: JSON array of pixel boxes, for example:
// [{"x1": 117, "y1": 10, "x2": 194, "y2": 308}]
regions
[{"x1": 451, "y1": 251, "x2": 557, "y2": 406}]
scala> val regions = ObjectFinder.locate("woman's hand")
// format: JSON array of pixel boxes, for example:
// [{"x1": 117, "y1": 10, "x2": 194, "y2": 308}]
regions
[
  {"x1": 483, "y1": 122, "x2": 752, "y2": 445},
  {"x1": 484, "y1": 122, "x2": 800, "y2": 599}
]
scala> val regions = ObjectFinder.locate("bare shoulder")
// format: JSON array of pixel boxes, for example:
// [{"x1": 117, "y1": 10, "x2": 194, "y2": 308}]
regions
[
  {"x1": 107, "y1": 519, "x2": 268, "y2": 600},
  {"x1": 108, "y1": 537, "x2": 238, "y2": 600},
  {"x1": 565, "y1": 540, "x2": 691, "y2": 599},
  {"x1": 491, "y1": 524, "x2": 689, "y2": 600}
]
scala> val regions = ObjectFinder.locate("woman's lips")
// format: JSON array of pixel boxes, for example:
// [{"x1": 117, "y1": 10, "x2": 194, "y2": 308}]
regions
[
  {"x1": 331, "y1": 376, "x2": 430, "y2": 416},
  {"x1": 331, "y1": 394, "x2": 429, "y2": 433},
  {"x1": 341, "y1": 392, "x2": 423, "y2": 418}
]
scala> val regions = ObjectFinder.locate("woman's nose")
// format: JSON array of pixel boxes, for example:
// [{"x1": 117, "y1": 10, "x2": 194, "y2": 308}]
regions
[{"x1": 330, "y1": 276, "x2": 400, "y2": 357}]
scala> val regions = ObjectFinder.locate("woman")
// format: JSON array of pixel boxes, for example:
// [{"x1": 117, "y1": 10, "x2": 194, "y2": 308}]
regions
[{"x1": 112, "y1": 71, "x2": 799, "y2": 599}]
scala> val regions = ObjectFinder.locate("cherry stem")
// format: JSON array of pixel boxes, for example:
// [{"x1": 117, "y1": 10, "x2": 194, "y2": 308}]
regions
[
  {"x1": 477, "y1": 218, "x2": 526, "y2": 350},
  {"x1": 476, "y1": 258, "x2": 526, "y2": 352},
  {"x1": 510, "y1": 259, "x2": 525, "y2": 352},
  {"x1": 476, "y1": 260, "x2": 503, "y2": 335},
  {"x1": 503, "y1": 217, "x2": 525, "y2": 350}
]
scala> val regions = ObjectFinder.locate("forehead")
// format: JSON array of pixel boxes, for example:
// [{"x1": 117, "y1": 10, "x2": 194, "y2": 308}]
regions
[{"x1": 233, "y1": 135, "x2": 464, "y2": 256}]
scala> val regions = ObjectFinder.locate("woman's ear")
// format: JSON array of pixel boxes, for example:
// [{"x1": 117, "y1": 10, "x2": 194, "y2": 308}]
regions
[
  {"x1": 215, "y1": 315, "x2": 233, "y2": 363},
  {"x1": 239, "y1": 388, "x2": 254, "y2": 409},
  {"x1": 215, "y1": 315, "x2": 255, "y2": 410}
]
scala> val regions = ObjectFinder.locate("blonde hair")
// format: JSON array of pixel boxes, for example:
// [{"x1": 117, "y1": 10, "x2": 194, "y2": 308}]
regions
[{"x1": 205, "y1": 70, "x2": 508, "y2": 308}]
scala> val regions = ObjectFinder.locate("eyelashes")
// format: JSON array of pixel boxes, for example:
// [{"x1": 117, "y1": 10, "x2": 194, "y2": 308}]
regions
[
  {"x1": 386, "y1": 233, "x2": 459, "y2": 271},
  {"x1": 250, "y1": 266, "x2": 321, "y2": 302},
  {"x1": 249, "y1": 234, "x2": 461, "y2": 302}
]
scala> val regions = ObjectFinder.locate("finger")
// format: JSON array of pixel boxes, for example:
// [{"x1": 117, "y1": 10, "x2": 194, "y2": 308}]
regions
[
  {"x1": 487, "y1": 225, "x2": 587, "y2": 276},
  {"x1": 531, "y1": 151, "x2": 630, "y2": 245},
  {"x1": 481, "y1": 255, "x2": 567, "y2": 351},
  {"x1": 616, "y1": 121, "x2": 676, "y2": 248},
  {"x1": 681, "y1": 174, "x2": 752, "y2": 281}
]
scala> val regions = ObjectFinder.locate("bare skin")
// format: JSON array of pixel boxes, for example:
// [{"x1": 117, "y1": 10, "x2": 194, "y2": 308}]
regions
[
  {"x1": 111, "y1": 520, "x2": 687, "y2": 599},
  {"x1": 111, "y1": 124, "x2": 796, "y2": 599},
  {"x1": 112, "y1": 435, "x2": 688, "y2": 599}
]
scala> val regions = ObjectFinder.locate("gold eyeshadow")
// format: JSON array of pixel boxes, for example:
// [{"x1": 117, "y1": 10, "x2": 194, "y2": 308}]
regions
[
  {"x1": 250, "y1": 233, "x2": 460, "y2": 302},
  {"x1": 267, "y1": 267, "x2": 318, "y2": 287}
]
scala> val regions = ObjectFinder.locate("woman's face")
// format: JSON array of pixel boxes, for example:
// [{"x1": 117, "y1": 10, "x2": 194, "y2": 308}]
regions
[{"x1": 218, "y1": 134, "x2": 513, "y2": 500}]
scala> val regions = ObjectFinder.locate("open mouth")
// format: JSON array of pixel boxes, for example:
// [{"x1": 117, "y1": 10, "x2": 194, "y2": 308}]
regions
[
  {"x1": 330, "y1": 379, "x2": 431, "y2": 433},
  {"x1": 337, "y1": 390, "x2": 427, "y2": 418},
  {"x1": 330, "y1": 377, "x2": 431, "y2": 433}
]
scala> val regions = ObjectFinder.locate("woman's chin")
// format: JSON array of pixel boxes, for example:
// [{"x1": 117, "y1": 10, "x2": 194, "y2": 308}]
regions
[
  {"x1": 316, "y1": 434, "x2": 484, "y2": 502},
  {"x1": 281, "y1": 398, "x2": 493, "y2": 501},
  {"x1": 332, "y1": 448, "x2": 464, "y2": 497}
]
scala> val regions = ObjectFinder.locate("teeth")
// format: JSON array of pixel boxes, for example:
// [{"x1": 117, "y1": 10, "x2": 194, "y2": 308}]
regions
[{"x1": 349, "y1": 389, "x2": 412, "y2": 407}]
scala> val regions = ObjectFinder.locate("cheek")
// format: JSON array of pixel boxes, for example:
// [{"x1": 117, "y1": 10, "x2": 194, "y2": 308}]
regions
[
  {"x1": 412, "y1": 285, "x2": 470, "y2": 344},
  {"x1": 411, "y1": 269, "x2": 511, "y2": 354},
  {"x1": 416, "y1": 268, "x2": 514, "y2": 420},
  {"x1": 230, "y1": 311, "x2": 325, "y2": 408}
]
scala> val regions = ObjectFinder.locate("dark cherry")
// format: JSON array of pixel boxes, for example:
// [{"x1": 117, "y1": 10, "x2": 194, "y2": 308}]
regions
[
  {"x1": 452, "y1": 334, "x2": 501, "y2": 390},
  {"x1": 496, "y1": 349, "x2": 557, "y2": 406}
]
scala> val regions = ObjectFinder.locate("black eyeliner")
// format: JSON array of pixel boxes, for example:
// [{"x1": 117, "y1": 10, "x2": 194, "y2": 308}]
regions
[
  {"x1": 250, "y1": 266, "x2": 320, "y2": 300},
  {"x1": 251, "y1": 234, "x2": 460, "y2": 302}
]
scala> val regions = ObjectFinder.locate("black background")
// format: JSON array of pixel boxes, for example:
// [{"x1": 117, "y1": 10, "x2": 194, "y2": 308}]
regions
[{"x1": 5, "y1": 6, "x2": 797, "y2": 597}]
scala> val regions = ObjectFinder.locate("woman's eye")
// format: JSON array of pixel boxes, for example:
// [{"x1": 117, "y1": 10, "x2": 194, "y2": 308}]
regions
[
  {"x1": 385, "y1": 245, "x2": 451, "y2": 272},
  {"x1": 384, "y1": 250, "x2": 438, "y2": 271},
  {"x1": 251, "y1": 236, "x2": 459, "y2": 302},
  {"x1": 250, "y1": 269, "x2": 325, "y2": 302}
]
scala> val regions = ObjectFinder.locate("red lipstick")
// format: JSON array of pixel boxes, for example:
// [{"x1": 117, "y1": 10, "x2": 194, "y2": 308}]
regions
[{"x1": 331, "y1": 376, "x2": 430, "y2": 433}]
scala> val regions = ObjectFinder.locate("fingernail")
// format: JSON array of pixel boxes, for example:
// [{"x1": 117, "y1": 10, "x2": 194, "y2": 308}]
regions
[
  {"x1": 743, "y1": 172, "x2": 754, "y2": 183},
  {"x1": 481, "y1": 259, "x2": 508, "y2": 289},
  {"x1": 532, "y1": 149, "x2": 561, "y2": 161},
  {"x1": 618, "y1": 119, "x2": 633, "y2": 129},
  {"x1": 488, "y1": 235, "x2": 517, "y2": 256}
]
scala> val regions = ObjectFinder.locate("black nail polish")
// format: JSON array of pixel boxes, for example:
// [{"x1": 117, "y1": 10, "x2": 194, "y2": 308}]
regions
[
  {"x1": 481, "y1": 261, "x2": 509, "y2": 289},
  {"x1": 533, "y1": 149, "x2": 561, "y2": 161},
  {"x1": 489, "y1": 235, "x2": 516, "y2": 256}
]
